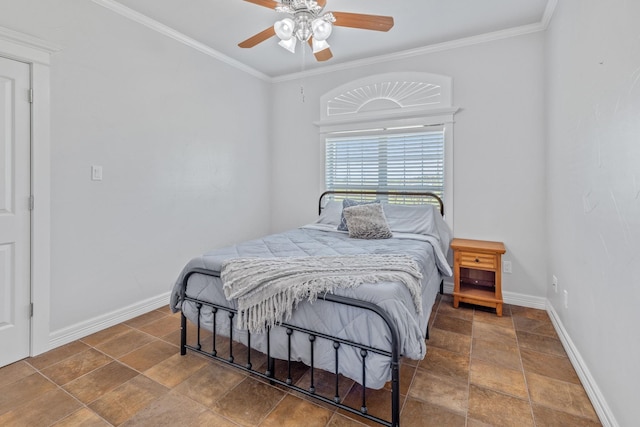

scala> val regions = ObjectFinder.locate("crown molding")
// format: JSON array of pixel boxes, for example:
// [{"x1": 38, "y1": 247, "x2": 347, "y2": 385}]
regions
[
  {"x1": 91, "y1": 0, "x2": 557, "y2": 84},
  {"x1": 273, "y1": 21, "x2": 546, "y2": 83},
  {"x1": 275, "y1": 0, "x2": 557, "y2": 82},
  {"x1": 541, "y1": 0, "x2": 559, "y2": 29},
  {"x1": 91, "y1": 0, "x2": 271, "y2": 82}
]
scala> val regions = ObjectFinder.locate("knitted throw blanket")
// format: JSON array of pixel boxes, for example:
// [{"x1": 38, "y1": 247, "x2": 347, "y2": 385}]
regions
[{"x1": 221, "y1": 254, "x2": 423, "y2": 333}]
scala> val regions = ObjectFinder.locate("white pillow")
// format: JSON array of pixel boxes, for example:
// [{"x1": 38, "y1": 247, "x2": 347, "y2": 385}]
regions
[
  {"x1": 382, "y1": 203, "x2": 437, "y2": 236},
  {"x1": 315, "y1": 200, "x2": 343, "y2": 227}
]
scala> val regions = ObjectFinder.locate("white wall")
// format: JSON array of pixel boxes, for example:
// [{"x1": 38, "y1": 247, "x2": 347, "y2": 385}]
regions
[
  {"x1": 270, "y1": 32, "x2": 547, "y2": 301},
  {"x1": 0, "y1": 0, "x2": 271, "y2": 333},
  {"x1": 546, "y1": 1, "x2": 640, "y2": 426}
]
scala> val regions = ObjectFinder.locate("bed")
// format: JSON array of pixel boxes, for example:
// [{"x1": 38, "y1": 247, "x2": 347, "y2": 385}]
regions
[{"x1": 170, "y1": 190, "x2": 452, "y2": 427}]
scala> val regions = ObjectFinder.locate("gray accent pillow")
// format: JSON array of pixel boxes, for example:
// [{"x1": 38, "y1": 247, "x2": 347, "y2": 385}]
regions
[
  {"x1": 343, "y1": 203, "x2": 393, "y2": 239},
  {"x1": 337, "y1": 199, "x2": 380, "y2": 231}
]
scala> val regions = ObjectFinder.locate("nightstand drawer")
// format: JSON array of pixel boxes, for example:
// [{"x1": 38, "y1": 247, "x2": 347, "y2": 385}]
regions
[{"x1": 459, "y1": 252, "x2": 497, "y2": 269}]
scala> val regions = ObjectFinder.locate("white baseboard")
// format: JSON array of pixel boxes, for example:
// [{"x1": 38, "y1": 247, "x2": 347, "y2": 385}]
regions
[
  {"x1": 546, "y1": 302, "x2": 618, "y2": 427},
  {"x1": 46, "y1": 292, "x2": 171, "y2": 353},
  {"x1": 503, "y1": 290, "x2": 547, "y2": 309}
]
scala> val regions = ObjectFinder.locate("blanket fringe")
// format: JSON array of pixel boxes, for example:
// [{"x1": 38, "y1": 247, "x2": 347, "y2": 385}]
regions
[{"x1": 222, "y1": 255, "x2": 423, "y2": 333}]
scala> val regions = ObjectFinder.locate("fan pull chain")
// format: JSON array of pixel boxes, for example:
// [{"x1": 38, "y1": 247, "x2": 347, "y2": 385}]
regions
[{"x1": 300, "y1": 43, "x2": 306, "y2": 103}]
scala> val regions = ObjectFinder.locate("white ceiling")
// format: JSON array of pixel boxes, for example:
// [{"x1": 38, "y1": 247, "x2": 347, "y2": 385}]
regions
[{"x1": 102, "y1": 0, "x2": 551, "y2": 79}]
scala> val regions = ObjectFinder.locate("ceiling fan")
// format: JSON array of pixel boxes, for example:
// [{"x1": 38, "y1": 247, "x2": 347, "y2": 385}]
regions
[{"x1": 238, "y1": 0, "x2": 394, "y2": 62}]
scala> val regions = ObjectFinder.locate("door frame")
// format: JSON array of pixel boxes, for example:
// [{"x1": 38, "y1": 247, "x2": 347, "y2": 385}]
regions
[{"x1": 0, "y1": 26, "x2": 59, "y2": 356}]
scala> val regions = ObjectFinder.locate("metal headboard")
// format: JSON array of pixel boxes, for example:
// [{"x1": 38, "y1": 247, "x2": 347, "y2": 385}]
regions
[{"x1": 319, "y1": 190, "x2": 444, "y2": 216}]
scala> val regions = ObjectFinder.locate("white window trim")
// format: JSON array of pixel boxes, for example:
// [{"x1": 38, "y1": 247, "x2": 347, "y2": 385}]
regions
[{"x1": 315, "y1": 73, "x2": 458, "y2": 229}]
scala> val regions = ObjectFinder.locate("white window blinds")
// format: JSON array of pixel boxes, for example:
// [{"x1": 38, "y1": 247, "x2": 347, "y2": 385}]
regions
[{"x1": 325, "y1": 128, "x2": 445, "y2": 200}]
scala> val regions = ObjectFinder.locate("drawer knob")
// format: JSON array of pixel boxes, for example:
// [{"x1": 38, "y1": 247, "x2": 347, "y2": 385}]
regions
[{"x1": 475, "y1": 258, "x2": 480, "y2": 263}]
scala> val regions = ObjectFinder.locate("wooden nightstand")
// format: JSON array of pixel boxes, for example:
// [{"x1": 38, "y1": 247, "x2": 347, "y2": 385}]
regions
[{"x1": 451, "y1": 238, "x2": 506, "y2": 316}]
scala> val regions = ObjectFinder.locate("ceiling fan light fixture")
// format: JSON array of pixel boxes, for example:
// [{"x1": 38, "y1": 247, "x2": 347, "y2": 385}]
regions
[
  {"x1": 274, "y1": 18, "x2": 295, "y2": 40},
  {"x1": 311, "y1": 18, "x2": 332, "y2": 41},
  {"x1": 278, "y1": 37, "x2": 297, "y2": 53},
  {"x1": 239, "y1": 0, "x2": 393, "y2": 61},
  {"x1": 312, "y1": 38, "x2": 330, "y2": 53},
  {"x1": 294, "y1": 13, "x2": 313, "y2": 41}
]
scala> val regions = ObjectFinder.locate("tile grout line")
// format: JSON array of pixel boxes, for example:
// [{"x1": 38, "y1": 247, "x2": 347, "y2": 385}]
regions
[
  {"x1": 434, "y1": 294, "x2": 474, "y2": 424},
  {"x1": 512, "y1": 308, "x2": 538, "y2": 426},
  {"x1": 46, "y1": 312, "x2": 177, "y2": 426},
  {"x1": 91, "y1": 315, "x2": 240, "y2": 426},
  {"x1": 24, "y1": 354, "x2": 117, "y2": 426},
  {"x1": 95, "y1": 326, "x2": 221, "y2": 426},
  {"x1": 465, "y1": 306, "x2": 476, "y2": 427}
]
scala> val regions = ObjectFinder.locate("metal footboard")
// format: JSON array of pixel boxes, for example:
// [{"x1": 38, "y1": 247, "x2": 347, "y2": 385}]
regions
[{"x1": 179, "y1": 268, "x2": 402, "y2": 427}]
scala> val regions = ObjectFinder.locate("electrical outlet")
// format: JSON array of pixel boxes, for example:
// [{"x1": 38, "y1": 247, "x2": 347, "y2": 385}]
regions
[
  {"x1": 563, "y1": 289, "x2": 569, "y2": 309},
  {"x1": 502, "y1": 260, "x2": 512, "y2": 274},
  {"x1": 552, "y1": 275, "x2": 558, "y2": 293}
]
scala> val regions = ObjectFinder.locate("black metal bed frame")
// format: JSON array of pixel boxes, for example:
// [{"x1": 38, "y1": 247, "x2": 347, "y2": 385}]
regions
[
  {"x1": 179, "y1": 190, "x2": 445, "y2": 427},
  {"x1": 318, "y1": 189, "x2": 445, "y2": 216}
]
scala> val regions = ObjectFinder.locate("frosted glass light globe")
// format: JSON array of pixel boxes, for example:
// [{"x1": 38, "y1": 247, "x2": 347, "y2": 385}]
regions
[
  {"x1": 312, "y1": 19, "x2": 332, "y2": 41},
  {"x1": 274, "y1": 18, "x2": 295, "y2": 40}
]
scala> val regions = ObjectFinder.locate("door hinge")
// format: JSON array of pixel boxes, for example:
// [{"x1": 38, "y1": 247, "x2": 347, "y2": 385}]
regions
[
  {"x1": 30, "y1": 303, "x2": 34, "y2": 317},
  {"x1": 29, "y1": 89, "x2": 34, "y2": 103},
  {"x1": 29, "y1": 195, "x2": 34, "y2": 211}
]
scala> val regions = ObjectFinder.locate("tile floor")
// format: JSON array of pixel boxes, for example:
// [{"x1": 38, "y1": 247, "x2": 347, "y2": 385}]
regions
[{"x1": 0, "y1": 294, "x2": 601, "y2": 426}]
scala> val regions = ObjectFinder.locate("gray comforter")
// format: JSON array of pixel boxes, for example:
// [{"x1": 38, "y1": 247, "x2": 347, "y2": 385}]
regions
[{"x1": 170, "y1": 224, "x2": 449, "y2": 389}]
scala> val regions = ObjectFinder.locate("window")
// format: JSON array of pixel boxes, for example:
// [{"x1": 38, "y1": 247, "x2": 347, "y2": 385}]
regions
[
  {"x1": 318, "y1": 72, "x2": 456, "y2": 223},
  {"x1": 325, "y1": 127, "x2": 445, "y2": 203}
]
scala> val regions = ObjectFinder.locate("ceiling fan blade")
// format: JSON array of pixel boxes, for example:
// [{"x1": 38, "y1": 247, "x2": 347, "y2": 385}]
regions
[
  {"x1": 307, "y1": 39, "x2": 333, "y2": 61},
  {"x1": 238, "y1": 27, "x2": 276, "y2": 48},
  {"x1": 314, "y1": 47, "x2": 333, "y2": 61},
  {"x1": 332, "y1": 11, "x2": 394, "y2": 32},
  {"x1": 243, "y1": 0, "x2": 280, "y2": 9},
  {"x1": 316, "y1": 0, "x2": 327, "y2": 7}
]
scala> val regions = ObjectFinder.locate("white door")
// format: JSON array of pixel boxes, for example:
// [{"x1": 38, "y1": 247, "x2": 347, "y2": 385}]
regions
[{"x1": 0, "y1": 56, "x2": 31, "y2": 367}]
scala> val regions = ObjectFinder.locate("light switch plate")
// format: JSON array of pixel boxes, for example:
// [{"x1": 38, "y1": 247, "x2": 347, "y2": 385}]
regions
[{"x1": 91, "y1": 165, "x2": 103, "y2": 181}]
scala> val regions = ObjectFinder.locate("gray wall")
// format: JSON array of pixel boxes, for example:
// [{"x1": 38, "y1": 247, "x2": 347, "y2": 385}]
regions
[
  {"x1": 546, "y1": 1, "x2": 640, "y2": 425},
  {"x1": 0, "y1": 0, "x2": 272, "y2": 331},
  {"x1": 270, "y1": 32, "x2": 547, "y2": 302}
]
